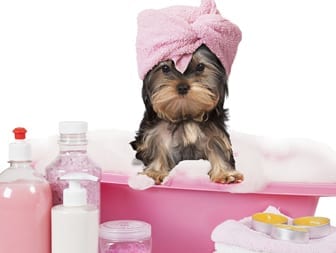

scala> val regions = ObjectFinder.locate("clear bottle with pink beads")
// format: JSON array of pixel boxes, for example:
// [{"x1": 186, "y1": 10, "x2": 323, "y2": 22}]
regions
[{"x1": 46, "y1": 121, "x2": 101, "y2": 209}]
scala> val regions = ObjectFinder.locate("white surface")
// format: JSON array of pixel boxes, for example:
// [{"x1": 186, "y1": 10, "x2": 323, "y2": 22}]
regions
[{"x1": 0, "y1": 0, "x2": 335, "y2": 222}]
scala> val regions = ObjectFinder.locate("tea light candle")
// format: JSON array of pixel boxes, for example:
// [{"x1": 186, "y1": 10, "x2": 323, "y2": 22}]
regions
[
  {"x1": 293, "y1": 216, "x2": 331, "y2": 239},
  {"x1": 270, "y1": 224, "x2": 309, "y2": 243},
  {"x1": 252, "y1": 213, "x2": 288, "y2": 234}
]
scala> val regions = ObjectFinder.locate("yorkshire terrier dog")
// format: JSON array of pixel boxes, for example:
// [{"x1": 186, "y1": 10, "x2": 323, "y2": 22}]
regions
[{"x1": 131, "y1": 44, "x2": 243, "y2": 184}]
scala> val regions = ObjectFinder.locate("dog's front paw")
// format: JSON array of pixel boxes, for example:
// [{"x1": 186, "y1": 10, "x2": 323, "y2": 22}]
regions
[
  {"x1": 141, "y1": 168, "x2": 169, "y2": 185},
  {"x1": 209, "y1": 169, "x2": 244, "y2": 184}
]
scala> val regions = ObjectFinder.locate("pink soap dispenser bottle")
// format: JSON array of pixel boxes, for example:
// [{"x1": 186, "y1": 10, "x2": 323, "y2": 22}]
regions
[{"x1": 0, "y1": 127, "x2": 52, "y2": 253}]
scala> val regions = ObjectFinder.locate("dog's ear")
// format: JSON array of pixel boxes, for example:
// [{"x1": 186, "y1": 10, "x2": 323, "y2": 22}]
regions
[
  {"x1": 220, "y1": 78, "x2": 229, "y2": 105},
  {"x1": 215, "y1": 68, "x2": 228, "y2": 107},
  {"x1": 142, "y1": 73, "x2": 153, "y2": 111},
  {"x1": 142, "y1": 72, "x2": 158, "y2": 121},
  {"x1": 212, "y1": 68, "x2": 229, "y2": 123}
]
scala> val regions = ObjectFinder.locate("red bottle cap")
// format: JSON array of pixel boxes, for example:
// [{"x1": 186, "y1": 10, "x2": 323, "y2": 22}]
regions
[{"x1": 13, "y1": 127, "x2": 27, "y2": 140}]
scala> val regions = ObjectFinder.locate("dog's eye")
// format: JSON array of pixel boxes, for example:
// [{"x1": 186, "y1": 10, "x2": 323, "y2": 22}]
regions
[
  {"x1": 196, "y1": 63, "x2": 205, "y2": 72},
  {"x1": 161, "y1": 65, "x2": 171, "y2": 73}
]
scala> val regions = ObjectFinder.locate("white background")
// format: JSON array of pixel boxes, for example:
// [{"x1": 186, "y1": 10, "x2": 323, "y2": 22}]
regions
[{"x1": 0, "y1": 0, "x2": 336, "y2": 223}]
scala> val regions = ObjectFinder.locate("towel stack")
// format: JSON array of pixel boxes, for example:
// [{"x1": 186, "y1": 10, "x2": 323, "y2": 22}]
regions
[
  {"x1": 213, "y1": 244, "x2": 259, "y2": 253},
  {"x1": 211, "y1": 207, "x2": 336, "y2": 253}
]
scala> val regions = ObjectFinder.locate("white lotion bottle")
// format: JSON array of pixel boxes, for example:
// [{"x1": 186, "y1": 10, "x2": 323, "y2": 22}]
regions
[{"x1": 51, "y1": 173, "x2": 99, "y2": 253}]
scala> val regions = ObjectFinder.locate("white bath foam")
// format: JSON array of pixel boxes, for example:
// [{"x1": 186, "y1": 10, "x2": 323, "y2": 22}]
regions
[
  {"x1": 31, "y1": 129, "x2": 336, "y2": 192},
  {"x1": 128, "y1": 174, "x2": 155, "y2": 190}
]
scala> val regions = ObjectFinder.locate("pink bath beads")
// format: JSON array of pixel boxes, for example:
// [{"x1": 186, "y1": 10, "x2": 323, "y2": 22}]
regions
[{"x1": 46, "y1": 121, "x2": 101, "y2": 208}]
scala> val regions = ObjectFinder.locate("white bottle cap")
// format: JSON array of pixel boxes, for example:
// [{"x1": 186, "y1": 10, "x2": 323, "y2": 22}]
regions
[
  {"x1": 59, "y1": 121, "x2": 88, "y2": 134},
  {"x1": 8, "y1": 128, "x2": 32, "y2": 162},
  {"x1": 61, "y1": 173, "x2": 98, "y2": 207}
]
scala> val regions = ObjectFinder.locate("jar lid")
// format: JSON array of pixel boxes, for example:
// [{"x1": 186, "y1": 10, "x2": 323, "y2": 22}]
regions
[{"x1": 99, "y1": 220, "x2": 151, "y2": 242}]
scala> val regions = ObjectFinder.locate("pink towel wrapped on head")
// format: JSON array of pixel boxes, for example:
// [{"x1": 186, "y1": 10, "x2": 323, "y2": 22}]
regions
[{"x1": 136, "y1": 0, "x2": 242, "y2": 79}]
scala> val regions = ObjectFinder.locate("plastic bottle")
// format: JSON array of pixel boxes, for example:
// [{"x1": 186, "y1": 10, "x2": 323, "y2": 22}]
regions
[
  {"x1": 46, "y1": 121, "x2": 101, "y2": 208},
  {"x1": 0, "y1": 127, "x2": 52, "y2": 253},
  {"x1": 52, "y1": 172, "x2": 99, "y2": 253}
]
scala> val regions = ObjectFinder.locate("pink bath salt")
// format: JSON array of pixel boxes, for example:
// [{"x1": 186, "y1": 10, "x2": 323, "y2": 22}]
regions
[
  {"x1": 46, "y1": 151, "x2": 101, "y2": 207},
  {"x1": 108, "y1": 242, "x2": 150, "y2": 253},
  {"x1": 46, "y1": 121, "x2": 102, "y2": 209},
  {"x1": 99, "y1": 220, "x2": 152, "y2": 253}
]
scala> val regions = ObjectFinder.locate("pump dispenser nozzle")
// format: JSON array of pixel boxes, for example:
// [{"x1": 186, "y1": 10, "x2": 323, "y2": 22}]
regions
[{"x1": 60, "y1": 173, "x2": 98, "y2": 207}]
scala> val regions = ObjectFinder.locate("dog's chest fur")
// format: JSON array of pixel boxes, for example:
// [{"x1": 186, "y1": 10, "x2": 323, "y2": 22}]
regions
[{"x1": 161, "y1": 121, "x2": 207, "y2": 163}]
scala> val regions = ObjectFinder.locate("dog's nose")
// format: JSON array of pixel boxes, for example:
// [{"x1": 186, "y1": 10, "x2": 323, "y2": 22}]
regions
[{"x1": 176, "y1": 83, "x2": 190, "y2": 95}]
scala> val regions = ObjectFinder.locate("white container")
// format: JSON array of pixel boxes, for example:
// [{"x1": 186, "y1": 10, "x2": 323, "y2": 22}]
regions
[
  {"x1": 99, "y1": 220, "x2": 152, "y2": 253},
  {"x1": 52, "y1": 173, "x2": 99, "y2": 253}
]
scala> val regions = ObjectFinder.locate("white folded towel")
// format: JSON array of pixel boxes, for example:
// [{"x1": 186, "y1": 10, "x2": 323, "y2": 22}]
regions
[{"x1": 214, "y1": 243, "x2": 260, "y2": 253}]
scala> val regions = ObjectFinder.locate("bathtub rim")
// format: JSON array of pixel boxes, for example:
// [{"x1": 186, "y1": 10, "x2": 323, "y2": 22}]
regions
[{"x1": 102, "y1": 172, "x2": 336, "y2": 197}]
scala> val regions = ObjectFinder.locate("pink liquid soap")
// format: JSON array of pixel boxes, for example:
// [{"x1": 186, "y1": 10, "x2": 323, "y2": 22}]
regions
[
  {"x1": 0, "y1": 127, "x2": 52, "y2": 253},
  {"x1": 0, "y1": 180, "x2": 52, "y2": 253}
]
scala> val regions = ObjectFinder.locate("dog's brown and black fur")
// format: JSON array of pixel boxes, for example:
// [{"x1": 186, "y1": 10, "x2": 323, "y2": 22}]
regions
[{"x1": 131, "y1": 44, "x2": 243, "y2": 184}]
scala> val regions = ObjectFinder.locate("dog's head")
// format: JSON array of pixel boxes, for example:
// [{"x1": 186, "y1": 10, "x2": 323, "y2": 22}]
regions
[{"x1": 142, "y1": 44, "x2": 228, "y2": 123}]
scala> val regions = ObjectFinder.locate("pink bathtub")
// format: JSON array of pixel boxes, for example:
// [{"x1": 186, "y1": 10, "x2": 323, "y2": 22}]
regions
[{"x1": 101, "y1": 173, "x2": 336, "y2": 253}]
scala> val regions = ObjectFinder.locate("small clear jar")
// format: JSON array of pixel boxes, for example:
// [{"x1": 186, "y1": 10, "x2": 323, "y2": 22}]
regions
[{"x1": 99, "y1": 220, "x2": 152, "y2": 253}]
